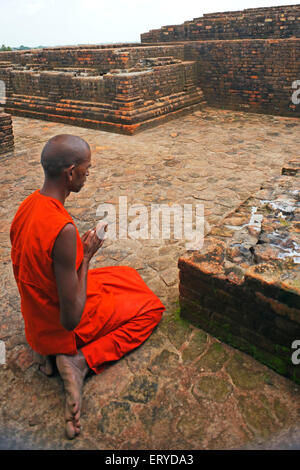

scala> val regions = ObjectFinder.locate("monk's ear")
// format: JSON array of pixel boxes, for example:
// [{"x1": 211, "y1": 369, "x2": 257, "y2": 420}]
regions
[{"x1": 65, "y1": 164, "x2": 75, "y2": 182}]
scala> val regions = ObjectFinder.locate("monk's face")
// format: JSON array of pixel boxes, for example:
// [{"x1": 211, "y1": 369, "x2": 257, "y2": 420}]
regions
[{"x1": 70, "y1": 150, "x2": 92, "y2": 193}]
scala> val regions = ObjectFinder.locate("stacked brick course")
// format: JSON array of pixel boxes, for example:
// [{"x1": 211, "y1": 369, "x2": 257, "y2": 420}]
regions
[
  {"x1": 140, "y1": 5, "x2": 300, "y2": 119},
  {"x1": 141, "y1": 4, "x2": 300, "y2": 42},
  {"x1": 0, "y1": 43, "x2": 204, "y2": 134},
  {"x1": 0, "y1": 45, "x2": 185, "y2": 74},
  {"x1": 179, "y1": 167, "x2": 300, "y2": 383},
  {"x1": 186, "y1": 39, "x2": 300, "y2": 118},
  {"x1": 0, "y1": 111, "x2": 14, "y2": 155}
]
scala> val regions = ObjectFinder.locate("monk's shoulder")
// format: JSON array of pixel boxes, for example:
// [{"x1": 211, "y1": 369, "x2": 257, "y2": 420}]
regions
[
  {"x1": 52, "y1": 223, "x2": 77, "y2": 261},
  {"x1": 38, "y1": 197, "x2": 75, "y2": 231},
  {"x1": 58, "y1": 222, "x2": 76, "y2": 238}
]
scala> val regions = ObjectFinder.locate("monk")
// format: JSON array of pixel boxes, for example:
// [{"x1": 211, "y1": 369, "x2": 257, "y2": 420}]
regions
[{"x1": 10, "y1": 134, "x2": 165, "y2": 439}]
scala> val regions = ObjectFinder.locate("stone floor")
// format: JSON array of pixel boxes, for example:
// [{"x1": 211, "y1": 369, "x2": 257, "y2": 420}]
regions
[{"x1": 0, "y1": 107, "x2": 300, "y2": 450}]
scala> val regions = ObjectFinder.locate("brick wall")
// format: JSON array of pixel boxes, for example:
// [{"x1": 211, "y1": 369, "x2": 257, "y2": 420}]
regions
[
  {"x1": 117, "y1": 62, "x2": 193, "y2": 102},
  {"x1": 0, "y1": 61, "x2": 196, "y2": 103},
  {"x1": 0, "y1": 112, "x2": 14, "y2": 155},
  {"x1": 0, "y1": 45, "x2": 185, "y2": 73},
  {"x1": 141, "y1": 4, "x2": 300, "y2": 42},
  {"x1": 0, "y1": 60, "x2": 205, "y2": 134},
  {"x1": 7, "y1": 70, "x2": 108, "y2": 103},
  {"x1": 185, "y1": 38, "x2": 300, "y2": 118}
]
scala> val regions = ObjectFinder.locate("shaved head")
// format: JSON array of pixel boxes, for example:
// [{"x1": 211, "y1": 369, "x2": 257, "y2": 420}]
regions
[{"x1": 41, "y1": 134, "x2": 90, "y2": 178}]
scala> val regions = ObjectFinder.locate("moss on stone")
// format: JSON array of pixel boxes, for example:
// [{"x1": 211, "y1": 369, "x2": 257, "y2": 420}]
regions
[
  {"x1": 273, "y1": 398, "x2": 288, "y2": 423},
  {"x1": 238, "y1": 396, "x2": 277, "y2": 438},
  {"x1": 139, "y1": 404, "x2": 171, "y2": 435},
  {"x1": 98, "y1": 401, "x2": 136, "y2": 434},
  {"x1": 182, "y1": 330, "x2": 208, "y2": 364},
  {"x1": 263, "y1": 373, "x2": 274, "y2": 386},
  {"x1": 174, "y1": 305, "x2": 191, "y2": 329},
  {"x1": 226, "y1": 354, "x2": 265, "y2": 390},
  {"x1": 159, "y1": 311, "x2": 192, "y2": 349},
  {"x1": 122, "y1": 375, "x2": 158, "y2": 404},
  {"x1": 250, "y1": 346, "x2": 288, "y2": 376},
  {"x1": 196, "y1": 342, "x2": 229, "y2": 372},
  {"x1": 149, "y1": 349, "x2": 180, "y2": 376},
  {"x1": 177, "y1": 411, "x2": 207, "y2": 440},
  {"x1": 192, "y1": 375, "x2": 233, "y2": 403}
]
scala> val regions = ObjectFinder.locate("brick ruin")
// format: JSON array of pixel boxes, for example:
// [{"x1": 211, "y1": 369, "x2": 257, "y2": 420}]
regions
[
  {"x1": 141, "y1": 4, "x2": 300, "y2": 42},
  {"x1": 179, "y1": 163, "x2": 300, "y2": 384},
  {"x1": 0, "y1": 4, "x2": 299, "y2": 136},
  {"x1": 0, "y1": 4, "x2": 299, "y2": 382},
  {"x1": 0, "y1": 111, "x2": 14, "y2": 155},
  {"x1": 0, "y1": 44, "x2": 205, "y2": 135},
  {"x1": 142, "y1": 4, "x2": 300, "y2": 119}
]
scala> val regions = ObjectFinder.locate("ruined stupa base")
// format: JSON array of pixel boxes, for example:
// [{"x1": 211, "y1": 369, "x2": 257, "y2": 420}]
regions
[{"x1": 0, "y1": 52, "x2": 205, "y2": 135}]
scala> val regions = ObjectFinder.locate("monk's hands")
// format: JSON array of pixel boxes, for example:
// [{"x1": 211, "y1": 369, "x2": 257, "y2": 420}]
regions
[{"x1": 81, "y1": 228, "x2": 104, "y2": 262}]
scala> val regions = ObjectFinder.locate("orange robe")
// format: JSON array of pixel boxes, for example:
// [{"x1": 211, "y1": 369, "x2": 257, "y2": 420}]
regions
[{"x1": 10, "y1": 190, "x2": 165, "y2": 374}]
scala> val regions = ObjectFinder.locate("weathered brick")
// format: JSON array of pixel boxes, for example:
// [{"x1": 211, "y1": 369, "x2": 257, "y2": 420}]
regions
[{"x1": 0, "y1": 111, "x2": 14, "y2": 155}]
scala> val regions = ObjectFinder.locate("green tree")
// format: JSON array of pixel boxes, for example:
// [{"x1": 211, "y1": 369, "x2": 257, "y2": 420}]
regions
[{"x1": 0, "y1": 44, "x2": 12, "y2": 51}]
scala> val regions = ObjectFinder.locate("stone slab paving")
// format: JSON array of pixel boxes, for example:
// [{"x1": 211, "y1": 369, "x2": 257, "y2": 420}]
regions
[{"x1": 0, "y1": 107, "x2": 299, "y2": 449}]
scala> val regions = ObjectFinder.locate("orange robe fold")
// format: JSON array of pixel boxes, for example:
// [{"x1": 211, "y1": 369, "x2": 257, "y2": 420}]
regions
[{"x1": 10, "y1": 190, "x2": 165, "y2": 373}]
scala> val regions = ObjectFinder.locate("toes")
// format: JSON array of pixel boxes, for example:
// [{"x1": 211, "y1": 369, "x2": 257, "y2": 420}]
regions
[
  {"x1": 66, "y1": 421, "x2": 76, "y2": 440},
  {"x1": 44, "y1": 361, "x2": 53, "y2": 376},
  {"x1": 65, "y1": 419, "x2": 81, "y2": 440},
  {"x1": 39, "y1": 364, "x2": 53, "y2": 377},
  {"x1": 66, "y1": 400, "x2": 79, "y2": 415},
  {"x1": 75, "y1": 423, "x2": 81, "y2": 435}
]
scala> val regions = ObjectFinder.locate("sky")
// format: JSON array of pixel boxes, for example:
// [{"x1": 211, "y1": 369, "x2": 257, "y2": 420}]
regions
[{"x1": 0, "y1": 0, "x2": 299, "y2": 48}]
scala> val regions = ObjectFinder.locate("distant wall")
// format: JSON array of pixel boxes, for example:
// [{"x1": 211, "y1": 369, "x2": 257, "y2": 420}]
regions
[
  {"x1": 141, "y1": 4, "x2": 300, "y2": 42},
  {"x1": 185, "y1": 39, "x2": 300, "y2": 117}
]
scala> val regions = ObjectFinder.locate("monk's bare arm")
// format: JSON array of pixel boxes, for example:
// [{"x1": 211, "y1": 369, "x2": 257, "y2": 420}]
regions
[{"x1": 52, "y1": 223, "x2": 102, "y2": 331}]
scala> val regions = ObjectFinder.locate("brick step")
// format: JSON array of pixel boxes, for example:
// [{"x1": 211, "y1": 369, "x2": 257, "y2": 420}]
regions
[
  {"x1": 5, "y1": 93, "x2": 206, "y2": 135},
  {"x1": 10, "y1": 94, "x2": 112, "y2": 110},
  {"x1": 6, "y1": 88, "x2": 205, "y2": 124}
]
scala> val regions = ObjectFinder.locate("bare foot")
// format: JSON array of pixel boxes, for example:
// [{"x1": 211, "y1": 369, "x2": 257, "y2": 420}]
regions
[
  {"x1": 56, "y1": 351, "x2": 89, "y2": 439},
  {"x1": 33, "y1": 352, "x2": 54, "y2": 376}
]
